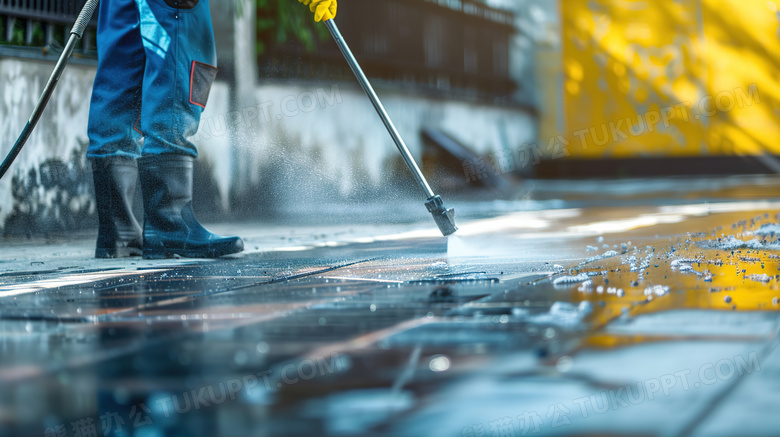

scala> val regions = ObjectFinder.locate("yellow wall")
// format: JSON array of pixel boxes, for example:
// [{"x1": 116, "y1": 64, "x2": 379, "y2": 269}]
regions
[{"x1": 559, "y1": 0, "x2": 779, "y2": 159}]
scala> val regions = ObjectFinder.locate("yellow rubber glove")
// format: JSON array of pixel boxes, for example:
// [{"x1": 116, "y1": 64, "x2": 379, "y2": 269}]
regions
[{"x1": 298, "y1": 0, "x2": 337, "y2": 22}]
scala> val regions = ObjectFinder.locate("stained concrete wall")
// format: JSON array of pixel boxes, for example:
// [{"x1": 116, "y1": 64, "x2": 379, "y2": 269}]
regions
[{"x1": 0, "y1": 58, "x2": 97, "y2": 236}]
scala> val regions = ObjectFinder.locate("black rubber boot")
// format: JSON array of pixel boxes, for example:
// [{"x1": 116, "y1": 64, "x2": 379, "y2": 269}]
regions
[
  {"x1": 138, "y1": 155, "x2": 244, "y2": 259},
  {"x1": 91, "y1": 157, "x2": 143, "y2": 258}
]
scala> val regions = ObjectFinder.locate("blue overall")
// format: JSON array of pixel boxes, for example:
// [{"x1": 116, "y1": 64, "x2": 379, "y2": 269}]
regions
[{"x1": 87, "y1": 0, "x2": 217, "y2": 159}]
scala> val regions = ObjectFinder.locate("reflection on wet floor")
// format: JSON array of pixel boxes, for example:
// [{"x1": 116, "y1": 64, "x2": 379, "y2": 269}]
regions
[
  {"x1": 573, "y1": 213, "x2": 780, "y2": 335},
  {"x1": 2, "y1": 200, "x2": 780, "y2": 436}
]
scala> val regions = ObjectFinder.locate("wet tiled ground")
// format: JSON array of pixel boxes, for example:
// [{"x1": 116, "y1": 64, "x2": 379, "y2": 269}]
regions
[{"x1": 2, "y1": 177, "x2": 780, "y2": 437}]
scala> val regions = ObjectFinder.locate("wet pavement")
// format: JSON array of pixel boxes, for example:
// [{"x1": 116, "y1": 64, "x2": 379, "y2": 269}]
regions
[{"x1": 2, "y1": 177, "x2": 780, "y2": 437}]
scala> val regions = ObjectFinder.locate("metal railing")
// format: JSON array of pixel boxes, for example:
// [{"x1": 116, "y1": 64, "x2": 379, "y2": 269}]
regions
[
  {"x1": 1, "y1": 0, "x2": 517, "y2": 100},
  {"x1": 423, "y1": 0, "x2": 515, "y2": 26},
  {"x1": 0, "y1": 0, "x2": 96, "y2": 49},
  {"x1": 259, "y1": 0, "x2": 518, "y2": 102}
]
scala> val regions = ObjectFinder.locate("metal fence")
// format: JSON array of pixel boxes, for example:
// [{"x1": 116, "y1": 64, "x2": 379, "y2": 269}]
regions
[
  {"x1": 1, "y1": 0, "x2": 517, "y2": 100},
  {"x1": 259, "y1": 0, "x2": 517, "y2": 102},
  {"x1": 0, "y1": 0, "x2": 96, "y2": 48}
]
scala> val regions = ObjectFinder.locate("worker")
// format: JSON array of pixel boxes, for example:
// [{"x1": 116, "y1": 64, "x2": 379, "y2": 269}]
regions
[{"x1": 86, "y1": 0, "x2": 336, "y2": 259}]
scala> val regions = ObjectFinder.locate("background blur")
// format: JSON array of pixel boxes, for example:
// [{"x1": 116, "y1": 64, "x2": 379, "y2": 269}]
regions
[{"x1": 0, "y1": 0, "x2": 777, "y2": 236}]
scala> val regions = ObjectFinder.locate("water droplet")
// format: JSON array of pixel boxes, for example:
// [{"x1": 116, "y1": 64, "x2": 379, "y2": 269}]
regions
[
  {"x1": 429, "y1": 355, "x2": 451, "y2": 372},
  {"x1": 256, "y1": 342, "x2": 269, "y2": 354},
  {"x1": 318, "y1": 317, "x2": 327, "y2": 326},
  {"x1": 724, "y1": 295, "x2": 733, "y2": 304},
  {"x1": 556, "y1": 356, "x2": 574, "y2": 373},
  {"x1": 369, "y1": 304, "x2": 377, "y2": 312}
]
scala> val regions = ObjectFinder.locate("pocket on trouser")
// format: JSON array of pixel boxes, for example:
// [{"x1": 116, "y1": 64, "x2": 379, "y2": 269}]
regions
[{"x1": 189, "y1": 61, "x2": 217, "y2": 108}]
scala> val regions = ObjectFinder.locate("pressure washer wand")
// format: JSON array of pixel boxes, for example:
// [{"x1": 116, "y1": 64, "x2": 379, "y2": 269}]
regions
[
  {"x1": 0, "y1": 0, "x2": 100, "y2": 181},
  {"x1": 325, "y1": 19, "x2": 458, "y2": 236}
]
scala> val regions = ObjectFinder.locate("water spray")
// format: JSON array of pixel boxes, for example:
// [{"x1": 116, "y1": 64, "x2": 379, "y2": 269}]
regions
[
  {"x1": 325, "y1": 19, "x2": 458, "y2": 237},
  {"x1": 0, "y1": 0, "x2": 100, "y2": 180}
]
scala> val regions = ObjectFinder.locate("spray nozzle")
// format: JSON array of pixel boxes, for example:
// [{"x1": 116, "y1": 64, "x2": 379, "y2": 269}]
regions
[{"x1": 425, "y1": 195, "x2": 458, "y2": 237}]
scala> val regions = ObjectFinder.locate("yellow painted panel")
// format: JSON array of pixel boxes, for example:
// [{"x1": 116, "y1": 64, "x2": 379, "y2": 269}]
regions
[{"x1": 559, "y1": 0, "x2": 779, "y2": 158}]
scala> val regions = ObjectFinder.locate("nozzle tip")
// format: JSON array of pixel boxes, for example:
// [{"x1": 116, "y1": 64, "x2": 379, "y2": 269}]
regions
[
  {"x1": 425, "y1": 195, "x2": 458, "y2": 236},
  {"x1": 434, "y1": 208, "x2": 458, "y2": 236}
]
